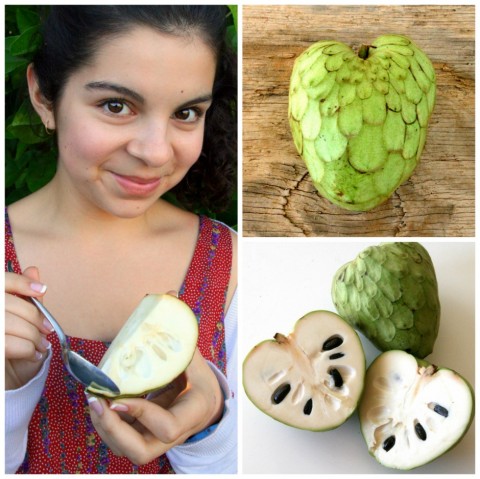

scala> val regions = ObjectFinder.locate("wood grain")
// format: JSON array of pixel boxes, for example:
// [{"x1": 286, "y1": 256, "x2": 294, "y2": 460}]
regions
[{"x1": 242, "y1": 5, "x2": 475, "y2": 237}]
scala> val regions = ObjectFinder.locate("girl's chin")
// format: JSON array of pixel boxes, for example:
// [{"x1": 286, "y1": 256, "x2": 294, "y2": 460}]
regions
[
  {"x1": 111, "y1": 198, "x2": 162, "y2": 218},
  {"x1": 88, "y1": 193, "x2": 163, "y2": 220}
]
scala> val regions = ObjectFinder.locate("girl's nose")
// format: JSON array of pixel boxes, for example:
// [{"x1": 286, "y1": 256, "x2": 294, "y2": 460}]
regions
[{"x1": 126, "y1": 121, "x2": 173, "y2": 167}]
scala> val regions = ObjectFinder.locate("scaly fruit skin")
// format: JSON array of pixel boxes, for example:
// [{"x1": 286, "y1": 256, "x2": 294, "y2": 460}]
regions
[
  {"x1": 289, "y1": 34, "x2": 436, "y2": 211},
  {"x1": 359, "y1": 350, "x2": 474, "y2": 470},
  {"x1": 332, "y1": 242, "x2": 440, "y2": 358}
]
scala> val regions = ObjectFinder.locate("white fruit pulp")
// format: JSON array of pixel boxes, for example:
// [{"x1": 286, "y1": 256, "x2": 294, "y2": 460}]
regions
[
  {"x1": 89, "y1": 294, "x2": 198, "y2": 397},
  {"x1": 360, "y1": 350, "x2": 473, "y2": 469},
  {"x1": 243, "y1": 310, "x2": 365, "y2": 430}
]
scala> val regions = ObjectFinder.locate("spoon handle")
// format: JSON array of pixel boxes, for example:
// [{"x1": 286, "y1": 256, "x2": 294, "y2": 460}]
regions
[
  {"x1": 7, "y1": 262, "x2": 68, "y2": 347},
  {"x1": 30, "y1": 296, "x2": 69, "y2": 348}
]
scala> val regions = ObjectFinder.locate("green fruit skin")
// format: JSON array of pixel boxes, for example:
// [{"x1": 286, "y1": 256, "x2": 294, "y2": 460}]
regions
[
  {"x1": 289, "y1": 34, "x2": 436, "y2": 211},
  {"x1": 331, "y1": 242, "x2": 440, "y2": 358},
  {"x1": 359, "y1": 352, "x2": 475, "y2": 470}
]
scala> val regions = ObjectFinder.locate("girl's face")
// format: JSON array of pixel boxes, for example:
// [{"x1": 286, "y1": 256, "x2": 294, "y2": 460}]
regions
[{"x1": 45, "y1": 27, "x2": 216, "y2": 218}]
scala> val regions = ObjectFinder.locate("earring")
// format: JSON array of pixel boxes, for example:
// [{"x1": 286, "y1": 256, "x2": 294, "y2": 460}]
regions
[{"x1": 44, "y1": 120, "x2": 55, "y2": 136}]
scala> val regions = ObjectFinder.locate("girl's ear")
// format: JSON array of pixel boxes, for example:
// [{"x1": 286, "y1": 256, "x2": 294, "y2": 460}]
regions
[{"x1": 26, "y1": 63, "x2": 56, "y2": 131}]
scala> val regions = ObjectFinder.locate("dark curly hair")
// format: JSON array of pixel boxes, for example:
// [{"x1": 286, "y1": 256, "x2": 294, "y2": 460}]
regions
[{"x1": 32, "y1": 5, "x2": 237, "y2": 213}]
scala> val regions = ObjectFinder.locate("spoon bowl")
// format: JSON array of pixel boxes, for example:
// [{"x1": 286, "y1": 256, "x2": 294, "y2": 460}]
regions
[{"x1": 30, "y1": 296, "x2": 120, "y2": 395}]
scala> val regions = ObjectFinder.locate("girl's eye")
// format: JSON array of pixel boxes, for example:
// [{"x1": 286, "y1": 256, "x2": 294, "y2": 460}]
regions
[
  {"x1": 173, "y1": 108, "x2": 201, "y2": 123},
  {"x1": 100, "y1": 100, "x2": 133, "y2": 116}
]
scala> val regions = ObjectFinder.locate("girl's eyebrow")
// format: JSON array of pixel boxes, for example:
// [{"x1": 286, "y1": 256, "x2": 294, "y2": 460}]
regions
[
  {"x1": 85, "y1": 81, "x2": 145, "y2": 104},
  {"x1": 85, "y1": 81, "x2": 213, "y2": 109},
  {"x1": 177, "y1": 94, "x2": 213, "y2": 110}
]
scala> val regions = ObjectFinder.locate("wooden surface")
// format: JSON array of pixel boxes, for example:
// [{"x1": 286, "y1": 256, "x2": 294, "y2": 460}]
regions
[{"x1": 242, "y1": 5, "x2": 475, "y2": 237}]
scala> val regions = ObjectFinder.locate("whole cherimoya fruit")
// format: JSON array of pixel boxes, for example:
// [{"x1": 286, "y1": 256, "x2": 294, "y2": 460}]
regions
[
  {"x1": 242, "y1": 310, "x2": 365, "y2": 431},
  {"x1": 359, "y1": 350, "x2": 474, "y2": 470},
  {"x1": 288, "y1": 35, "x2": 436, "y2": 211},
  {"x1": 87, "y1": 294, "x2": 198, "y2": 398},
  {"x1": 332, "y1": 242, "x2": 440, "y2": 358}
]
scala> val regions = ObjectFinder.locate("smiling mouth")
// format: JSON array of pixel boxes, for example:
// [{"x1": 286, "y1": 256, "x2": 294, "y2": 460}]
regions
[
  {"x1": 122, "y1": 175, "x2": 160, "y2": 184},
  {"x1": 111, "y1": 172, "x2": 162, "y2": 196}
]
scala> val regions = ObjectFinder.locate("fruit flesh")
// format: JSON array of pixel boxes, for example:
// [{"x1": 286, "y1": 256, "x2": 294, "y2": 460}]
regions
[
  {"x1": 359, "y1": 350, "x2": 474, "y2": 470},
  {"x1": 243, "y1": 310, "x2": 365, "y2": 431},
  {"x1": 87, "y1": 294, "x2": 198, "y2": 398}
]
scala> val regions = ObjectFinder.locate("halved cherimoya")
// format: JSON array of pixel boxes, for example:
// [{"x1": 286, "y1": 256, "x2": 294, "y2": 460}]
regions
[
  {"x1": 243, "y1": 310, "x2": 366, "y2": 430},
  {"x1": 359, "y1": 350, "x2": 474, "y2": 469},
  {"x1": 87, "y1": 294, "x2": 198, "y2": 398}
]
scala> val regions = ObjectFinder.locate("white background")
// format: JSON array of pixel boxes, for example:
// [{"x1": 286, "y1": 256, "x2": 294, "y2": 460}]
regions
[{"x1": 240, "y1": 240, "x2": 475, "y2": 474}]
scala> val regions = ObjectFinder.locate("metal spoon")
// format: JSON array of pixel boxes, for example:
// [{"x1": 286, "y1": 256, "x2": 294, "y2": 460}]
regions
[
  {"x1": 31, "y1": 296, "x2": 120, "y2": 394},
  {"x1": 7, "y1": 263, "x2": 120, "y2": 395}
]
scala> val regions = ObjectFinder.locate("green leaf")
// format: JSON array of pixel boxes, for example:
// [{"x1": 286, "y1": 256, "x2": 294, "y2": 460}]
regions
[
  {"x1": 5, "y1": 50, "x2": 29, "y2": 75},
  {"x1": 5, "y1": 6, "x2": 19, "y2": 33},
  {"x1": 226, "y1": 6, "x2": 237, "y2": 52},
  {"x1": 226, "y1": 25, "x2": 237, "y2": 52},
  {"x1": 5, "y1": 156, "x2": 21, "y2": 187},
  {"x1": 7, "y1": 100, "x2": 46, "y2": 144},
  {"x1": 9, "y1": 25, "x2": 42, "y2": 57},
  {"x1": 14, "y1": 142, "x2": 32, "y2": 169},
  {"x1": 14, "y1": 168, "x2": 28, "y2": 189},
  {"x1": 16, "y1": 7, "x2": 40, "y2": 33},
  {"x1": 228, "y1": 5, "x2": 237, "y2": 30},
  {"x1": 26, "y1": 156, "x2": 56, "y2": 192}
]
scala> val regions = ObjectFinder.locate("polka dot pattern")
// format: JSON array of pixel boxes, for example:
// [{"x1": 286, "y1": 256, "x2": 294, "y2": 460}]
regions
[{"x1": 5, "y1": 210, "x2": 232, "y2": 474}]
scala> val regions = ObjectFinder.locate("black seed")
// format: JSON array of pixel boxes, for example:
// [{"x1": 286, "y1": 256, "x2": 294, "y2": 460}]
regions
[
  {"x1": 329, "y1": 352, "x2": 345, "y2": 360},
  {"x1": 323, "y1": 335, "x2": 343, "y2": 351},
  {"x1": 383, "y1": 435, "x2": 395, "y2": 452},
  {"x1": 303, "y1": 398, "x2": 313, "y2": 415},
  {"x1": 433, "y1": 404, "x2": 449, "y2": 418},
  {"x1": 329, "y1": 368, "x2": 343, "y2": 388},
  {"x1": 414, "y1": 422, "x2": 427, "y2": 441},
  {"x1": 272, "y1": 384, "x2": 291, "y2": 404}
]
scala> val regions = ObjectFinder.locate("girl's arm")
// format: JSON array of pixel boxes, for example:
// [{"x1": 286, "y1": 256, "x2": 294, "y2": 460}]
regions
[
  {"x1": 166, "y1": 288, "x2": 238, "y2": 473},
  {"x1": 5, "y1": 350, "x2": 52, "y2": 473}
]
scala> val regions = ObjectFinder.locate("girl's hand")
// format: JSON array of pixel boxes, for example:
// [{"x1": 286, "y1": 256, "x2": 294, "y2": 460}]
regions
[
  {"x1": 87, "y1": 348, "x2": 224, "y2": 465},
  {"x1": 5, "y1": 267, "x2": 52, "y2": 390}
]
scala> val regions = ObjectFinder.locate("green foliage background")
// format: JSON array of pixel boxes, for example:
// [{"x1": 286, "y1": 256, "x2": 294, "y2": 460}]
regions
[{"x1": 5, "y1": 5, "x2": 238, "y2": 228}]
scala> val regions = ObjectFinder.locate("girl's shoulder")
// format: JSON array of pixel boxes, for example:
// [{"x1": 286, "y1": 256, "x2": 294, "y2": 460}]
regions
[
  {"x1": 151, "y1": 199, "x2": 200, "y2": 236},
  {"x1": 153, "y1": 199, "x2": 236, "y2": 241},
  {"x1": 5, "y1": 189, "x2": 51, "y2": 237}
]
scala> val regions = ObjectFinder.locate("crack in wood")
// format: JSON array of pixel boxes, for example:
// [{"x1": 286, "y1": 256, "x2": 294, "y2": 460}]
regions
[{"x1": 282, "y1": 169, "x2": 314, "y2": 236}]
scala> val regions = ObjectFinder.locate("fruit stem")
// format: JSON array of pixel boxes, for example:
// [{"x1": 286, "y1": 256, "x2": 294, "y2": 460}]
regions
[
  {"x1": 274, "y1": 333, "x2": 289, "y2": 344},
  {"x1": 358, "y1": 44, "x2": 370, "y2": 60}
]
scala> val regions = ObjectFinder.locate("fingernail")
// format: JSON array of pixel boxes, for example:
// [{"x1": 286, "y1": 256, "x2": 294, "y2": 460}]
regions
[
  {"x1": 30, "y1": 282, "x2": 47, "y2": 294},
  {"x1": 34, "y1": 350, "x2": 43, "y2": 361},
  {"x1": 110, "y1": 403, "x2": 129, "y2": 412},
  {"x1": 43, "y1": 319, "x2": 54, "y2": 332},
  {"x1": 41, "y1": 336, "x2": 51, "y2": 349},
  {"x1": 86, "y1": 395, "x2": 104, "y2": 416}
]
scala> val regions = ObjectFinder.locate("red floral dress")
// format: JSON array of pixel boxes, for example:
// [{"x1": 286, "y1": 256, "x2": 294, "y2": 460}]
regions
[{"x1": 5, "y1": 210, "x2": 232, "y2": 474}]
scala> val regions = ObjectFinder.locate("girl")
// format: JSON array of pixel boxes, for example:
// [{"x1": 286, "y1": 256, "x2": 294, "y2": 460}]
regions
[{"x1": 5, "y1": 5, "x2": 237, "y2": 474}]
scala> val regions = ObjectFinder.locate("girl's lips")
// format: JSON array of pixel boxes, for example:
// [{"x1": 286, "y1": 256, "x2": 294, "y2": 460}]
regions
[{"x1": 111, "y1": 172, "x2": 162, "y2": 196}]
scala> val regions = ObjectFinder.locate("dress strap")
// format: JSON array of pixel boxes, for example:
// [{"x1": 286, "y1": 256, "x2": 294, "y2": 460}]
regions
[
  {"x1": 5, "y1": 208, "x2": 21, "y2": 273},
  {"x1": 179, "y1": 216, "x2": 233, "y2": 374}
]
